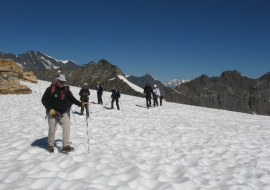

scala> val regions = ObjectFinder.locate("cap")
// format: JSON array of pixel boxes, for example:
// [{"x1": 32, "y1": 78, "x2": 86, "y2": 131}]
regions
[
  {"x1": 56, "y1": 74, "x2": 67, "y2": 82},
  {"x1": 83, "y1": 83, "x2": 88, "y2": 86},
  {"x1": 154, "y1": 84, "x2": 157, "y2": 87}
]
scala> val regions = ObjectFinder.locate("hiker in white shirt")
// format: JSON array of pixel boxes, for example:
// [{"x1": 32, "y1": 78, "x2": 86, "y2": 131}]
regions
[{"x1": 152, "y1": 84, "x2": 160, "y2": 107}]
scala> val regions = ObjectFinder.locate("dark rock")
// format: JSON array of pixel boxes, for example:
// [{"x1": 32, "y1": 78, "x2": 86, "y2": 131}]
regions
[
  {"x1": 127, "y1": 74, "x2": 165, "y2": 89},
  {"x1": 165, "y1": 70, "x2": 270, "y2": 116}
]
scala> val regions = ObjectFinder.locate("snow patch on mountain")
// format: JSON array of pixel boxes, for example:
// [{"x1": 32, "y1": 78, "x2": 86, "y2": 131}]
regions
[
  {"x1": 118, "y1": 75, "x2": 143, "y2": 93},
  {"x1": 164, "y1": 77, "x2": 196, "y2": 88},
  {"x1": 60, "y1": 60, "x2": 69, "y2": 64}
]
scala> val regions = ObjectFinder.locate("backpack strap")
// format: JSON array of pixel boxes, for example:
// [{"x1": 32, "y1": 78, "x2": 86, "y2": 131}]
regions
[
  {"x1": 51, "y1": 83, "x2": 56, "y2": 96},
  {"x1": 50, "y1": 83, "x2": 69, "y2": 100},
  {"x1": 65, "y1": 86, "x2": 70, "y2": 93}
]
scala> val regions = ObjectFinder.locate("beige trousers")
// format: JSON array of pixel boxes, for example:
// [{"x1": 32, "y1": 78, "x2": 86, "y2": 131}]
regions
[{"x1": 48, "y1": 113, "x2": 70, "y2": 147}]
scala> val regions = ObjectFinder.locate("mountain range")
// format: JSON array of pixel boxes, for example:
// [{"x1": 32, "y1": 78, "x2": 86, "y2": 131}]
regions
[
  {"x1": 0, "y1": 50, "x2": 84, "y2": 70},
  {"x1": 1, "y1": 50, "x2": 269, "y2": 116}
]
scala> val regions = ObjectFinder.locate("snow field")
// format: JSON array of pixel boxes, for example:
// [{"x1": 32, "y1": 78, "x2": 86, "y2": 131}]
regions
[{"x1": 0, "y1": 80, "x2": 269, "y2": 189}]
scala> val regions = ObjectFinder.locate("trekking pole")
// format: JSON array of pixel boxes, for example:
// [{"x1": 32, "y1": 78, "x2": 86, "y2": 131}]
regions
[
  {"x1": 70, "y1": 106, "x2": 77, "y2": 124},
  {"x1": 85, "y1": 105, "x2": 90, "y2": 153}
]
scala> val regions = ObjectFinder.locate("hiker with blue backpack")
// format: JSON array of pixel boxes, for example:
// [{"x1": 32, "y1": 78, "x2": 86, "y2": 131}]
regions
[
  {"x1": 159, "y1": 87, "x2": 165, "y2": 106},
  {"x1": 41, "y1": 74, "x2": 88, "y2": 153},
  {"x1": 111, "y1": 86, "x2": 120, "y2": 110}
]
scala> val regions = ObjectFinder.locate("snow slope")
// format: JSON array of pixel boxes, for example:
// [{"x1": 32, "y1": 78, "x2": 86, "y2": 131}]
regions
[
  {"x1": 0, "y1": 80, "x2": 270, "y2": 189},
  {"x1": 118, "y1": 75, "x2": 143, "y2": 93}
]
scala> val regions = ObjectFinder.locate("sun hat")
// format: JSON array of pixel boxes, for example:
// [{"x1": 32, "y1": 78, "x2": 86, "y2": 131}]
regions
[{"x1": 56, "y1": 74, "x2": 67, "y2": 82}]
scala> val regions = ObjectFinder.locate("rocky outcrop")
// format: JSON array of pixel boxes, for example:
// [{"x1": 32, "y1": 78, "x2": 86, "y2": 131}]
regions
[
  {"x1": 0, "y1": 77, "x2": 32, "y2": 94},
  {"x1": 165, "y1": 70, "x2": 270, "y2": 116},
  {"x1": 0, "y1": 59, "x2": 24, "y2": 77},
  {"x1": 0, "y1": 59, "x2": 33, "y2": 94},
  {"x1": 21, "y1": 71, "x2": 38, "y2": 83}
]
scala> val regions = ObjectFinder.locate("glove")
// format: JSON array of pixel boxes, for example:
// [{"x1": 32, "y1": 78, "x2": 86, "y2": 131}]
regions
[
  {"x1": 49, "y1": 109, "x2": 57, "y2": 116},
  {"x1": 82, "y1": 102, "x2": 89, "y2": 107}
]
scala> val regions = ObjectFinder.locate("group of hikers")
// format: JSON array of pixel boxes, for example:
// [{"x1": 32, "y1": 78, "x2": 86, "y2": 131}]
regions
[
  {"x1": 41, "y1": 74, "x2": 164, "y2": 153},
  {"x1": 143, "y1": 82, "x2": 165, "y2": 108}
]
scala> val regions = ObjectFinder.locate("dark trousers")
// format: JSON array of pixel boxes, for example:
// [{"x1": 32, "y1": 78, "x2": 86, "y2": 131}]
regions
[
  {"x1": 111, "y1": 98, "x2": 120, "y2": 110},
  {"x1": 153, "y1": 96, "x2": 158, "y2": 107},
  {"x1": 160, "y1": 96, "x2": 163, "y2": 105},
  {"x1": 97, "y1": 92, "x2": 103, "y2": 105},
  {"x1": 81, "y1": 102, "x2": 89, "y2": 116},
  {"x1": 146, "y1": 96, "x2": 151, "y2": 108}
]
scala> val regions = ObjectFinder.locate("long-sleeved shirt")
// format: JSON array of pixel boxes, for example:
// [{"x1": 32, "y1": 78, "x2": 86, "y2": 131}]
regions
[
  {"x1": 143, "y1": 86, "x2": 153, "y2": 97},
  {"x1": 42, "y1": 84, "x2": 81, "y2": 114},
  {"x1": 79, "y1": 88, "x2": 90, "y2": 102},
  {"x1": 152, "y1": 88, "x2": 160, "y2": 97}
]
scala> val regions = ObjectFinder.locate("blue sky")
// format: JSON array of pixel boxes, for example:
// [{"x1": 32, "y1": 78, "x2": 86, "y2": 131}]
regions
[{"x1": 1, "y1": 0, "x2": 269, "y2": 82}]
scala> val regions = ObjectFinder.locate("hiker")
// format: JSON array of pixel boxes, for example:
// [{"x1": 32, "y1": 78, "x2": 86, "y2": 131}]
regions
[
  {"x1": 111, "y1": 86, "x2": 120, "y2": 110},
  {"x1": 41, "y1": 74, "x2": 88, "y2": 153},
  {"x1": 143, "y1": 82, "x2": 154, "y2": 108},
  {"x1": 159, "y1": 87, "x2": 165, "y2": 106},
  {"x1": 79, "y1": 83, "x2": 90, "y2": 116},
  {"x1": 96, "y1": 80, "x2": 104, "y2": 105},
  {"x1": 152, "y1": 84, "x2": 160, "y2": 107}
]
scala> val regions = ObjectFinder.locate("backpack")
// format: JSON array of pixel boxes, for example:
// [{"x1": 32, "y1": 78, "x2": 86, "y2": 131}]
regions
[
  {"x1": 146, "y1": 86, "x2": 152, "y2": 95},
  {"x1": 116, "y1": 89, "x2": 121, "y2": 98}
]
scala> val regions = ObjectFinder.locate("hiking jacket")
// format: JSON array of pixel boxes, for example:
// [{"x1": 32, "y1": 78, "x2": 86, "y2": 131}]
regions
[
  {"x1": 143, "y1": 86, "x2": 153, "y2": 97},
  {"x1": 152, "y1": 88, "x2": 160, "y2": 97},
  {"x1": 79, "y1": 88, "x2": 90, "y2": 102},
  {"x1": 111, "y1": 89, "x2": 120, "y2": 99},
  {"x1": 42, "y1": 84, "x2": 81, "y2": 114},
  {"x1": 96, "y1": 83, "x2": 104, "y2": 94}
]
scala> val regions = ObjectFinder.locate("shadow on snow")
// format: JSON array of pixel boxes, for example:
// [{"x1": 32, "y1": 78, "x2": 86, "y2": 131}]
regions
[{"x1": 31, "y1": 137, "x2": 63, "y2": 152}]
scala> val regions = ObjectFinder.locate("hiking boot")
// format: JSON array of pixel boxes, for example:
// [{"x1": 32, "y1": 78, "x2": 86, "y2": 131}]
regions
[
  {"x1": 48, "y1": 145, "x2": 54, "y2": 153},
  {"x1": 62, "y1": 145, "x2": 74, "y2": 153}
]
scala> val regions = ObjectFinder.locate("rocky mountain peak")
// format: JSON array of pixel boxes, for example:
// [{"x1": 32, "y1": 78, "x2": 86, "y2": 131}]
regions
[{"x1": 0, "y1": 51, "x2": 81, "y2": 70}]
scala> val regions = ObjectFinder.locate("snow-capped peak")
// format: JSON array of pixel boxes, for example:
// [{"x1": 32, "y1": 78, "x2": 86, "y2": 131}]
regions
[{"x1": 164, "y1": 77, "x2": 196, "y2": 88}]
